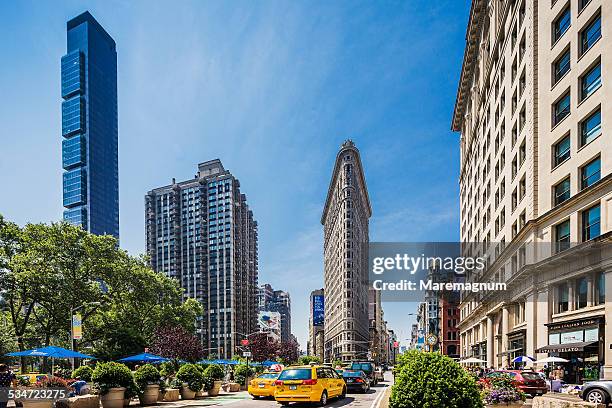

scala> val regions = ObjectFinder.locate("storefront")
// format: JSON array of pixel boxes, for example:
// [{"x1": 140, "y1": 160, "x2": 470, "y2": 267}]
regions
[{"x1": 536, "y1": 317, "x2": 605, "y2": 383}]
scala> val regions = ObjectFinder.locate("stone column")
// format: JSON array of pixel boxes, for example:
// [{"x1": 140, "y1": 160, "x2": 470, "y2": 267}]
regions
[
  {"x1": 502, "y1": 306, "x2": 509, "y2": 368},
  {"x1": 587, "y1": 275, "x2": 594, "y2": 307},
  {"x1": 604, "y1": 270, "x2": 612, "y2": 380},
  {"x1": 568, "y1": 281, "x2": 575, "y2": 312},
  {"x1": 487, "y1": 315, "x2": 494, "y2": 368},
  {"x1": 535, "y1": 288, "x2": 550, "y2": 366},
  {"x1": 525, "y1": 292, "x2": 536, "y2": 358}
]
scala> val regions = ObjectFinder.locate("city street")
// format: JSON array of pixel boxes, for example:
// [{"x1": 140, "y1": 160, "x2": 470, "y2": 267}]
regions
[{"x1": 233, "y1": 371, "x2": 393, "y2": 408}]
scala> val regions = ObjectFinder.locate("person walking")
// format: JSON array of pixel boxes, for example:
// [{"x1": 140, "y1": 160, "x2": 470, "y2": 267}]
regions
[{"x1": 0, "y1": 364, "x2": 17, "y2": 408}]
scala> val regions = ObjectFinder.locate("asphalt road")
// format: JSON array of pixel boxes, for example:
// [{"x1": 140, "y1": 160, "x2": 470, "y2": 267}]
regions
[{"x1": 234, "y1": 372, "x2": 393, "y2": 408}]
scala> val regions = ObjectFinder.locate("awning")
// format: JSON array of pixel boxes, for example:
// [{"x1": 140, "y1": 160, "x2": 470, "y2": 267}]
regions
[
  {"x1": 496, "y1": 348, "x2": 522, "y2": 357},
  {"x1": 535, "y1": 341, "x2": 598, "y2": 354}
]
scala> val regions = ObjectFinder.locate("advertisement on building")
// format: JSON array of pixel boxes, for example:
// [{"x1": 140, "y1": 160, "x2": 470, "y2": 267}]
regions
[
  {"x1": 258, "y1": 311, "x2": 281, "y2": 341},
  {"x1": 313, "y1": 294, "x2": 324, "y2": 326}
]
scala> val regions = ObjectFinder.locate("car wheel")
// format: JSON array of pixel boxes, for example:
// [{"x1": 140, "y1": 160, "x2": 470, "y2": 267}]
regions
[
  {"x1": 319, "y1": 390, "x2": 328, "y2": 406},
  {"x1": 251, "y1": 395, "x2": 260, "y2": 400},
  {"x1": 339, "y1": 386, "x2": 346, "y2": 399},
  {"x1": 585, "y1": 389, "x2": 608, "y2": 404}
]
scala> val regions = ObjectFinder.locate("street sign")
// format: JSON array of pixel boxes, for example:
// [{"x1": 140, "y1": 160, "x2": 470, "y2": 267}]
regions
[
  {"x1": 426, "y1": 334, "x2": 437, "y2": 346},
  {"x1": 393, "y1": 341, "x2": 399, "y2": 348},
  {"x1": 367, "y1": 351, "x2": 372, "y2": 360},
  {"x1": 243, "y1": 351, "x2": 252, "y2": 357},
  {"x1": 241, "y1": 339, "x2": 249, "y2": 346},
  {"x1": 72, "y1": 313, "x2": 82, "y2": 340}
]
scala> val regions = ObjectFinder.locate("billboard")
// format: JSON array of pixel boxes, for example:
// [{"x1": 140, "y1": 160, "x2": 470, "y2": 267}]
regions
[
  {"x1": 258, "y1": 311, "x2": 281, "y2": 341},
  {"x1": 313, "y1": 295, "x2": 324, "y2": 326}
]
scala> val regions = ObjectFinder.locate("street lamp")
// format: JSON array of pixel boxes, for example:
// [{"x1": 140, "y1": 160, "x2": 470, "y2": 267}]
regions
[{"x1": 70, "y1": 302, "x2": 100, "y2": 371}]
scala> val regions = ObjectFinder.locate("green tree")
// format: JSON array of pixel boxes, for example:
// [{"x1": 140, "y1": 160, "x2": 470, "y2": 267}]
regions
[{"x1": 389, "y1": 350, "x2": 483, "y2": 408}]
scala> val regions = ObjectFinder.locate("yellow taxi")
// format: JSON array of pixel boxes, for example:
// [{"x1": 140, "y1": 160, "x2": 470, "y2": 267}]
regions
[
  {"x1": 274, "y1": 365, "x2": 346, "y2": 406},
  {"x1": 248, "y1": 372, "x2": 279, "y2": 399}
]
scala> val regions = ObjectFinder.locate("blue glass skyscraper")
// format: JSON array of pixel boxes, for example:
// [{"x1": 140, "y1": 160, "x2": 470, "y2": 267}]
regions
[{"x1": 61, "y1": 11, "x2": 119, "y2": 239}]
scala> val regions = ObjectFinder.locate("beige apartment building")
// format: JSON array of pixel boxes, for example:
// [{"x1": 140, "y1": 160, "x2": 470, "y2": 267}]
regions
[
  {"x1": 322, "y1": 140, "x2": 372, "y2": 362},
  {"x1": 452, "y1": 0, "x2": 612, "y2": 382}
]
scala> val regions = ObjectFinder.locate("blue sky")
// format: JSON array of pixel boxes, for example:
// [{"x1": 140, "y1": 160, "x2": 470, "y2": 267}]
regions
[{"x1": 0, "y1": 0, "x2": 469, "y2": 349}]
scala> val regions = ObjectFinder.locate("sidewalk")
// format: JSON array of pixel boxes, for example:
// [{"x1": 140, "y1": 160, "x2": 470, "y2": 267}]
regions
[{"x1": 137, "y1": 392, "x2": 251, "y2": 407}]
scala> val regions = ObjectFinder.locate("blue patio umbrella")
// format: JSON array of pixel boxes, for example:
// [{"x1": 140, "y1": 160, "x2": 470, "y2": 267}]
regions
[
  {"x1": 6, "y1": 346, "x2": 95, "y2": 374},
  {"x1": 118, "y1": 353, "x2": 168, "y2": 363},
  {"x1": 512, "y1": 356, "x2": 535, "y2": 363},
  {"x1": 262, "y1": 360, "x2": 279, "y2": 366},
  {"x1": 7, "y1": 346, "x2": 95, "y2": 359}
]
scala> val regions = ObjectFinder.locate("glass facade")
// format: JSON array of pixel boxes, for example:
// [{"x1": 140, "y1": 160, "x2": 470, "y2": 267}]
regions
[
  {"x1": 63, "y1": 168, "x2": 87, "y2": 207},
  {"x1": 61, "y1": 12, "x2": 119, "y2": 239}
]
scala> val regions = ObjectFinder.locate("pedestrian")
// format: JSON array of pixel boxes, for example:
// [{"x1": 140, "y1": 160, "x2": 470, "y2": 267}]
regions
[{"x1": 0, "y1": 364, "x2": 17, "y2": 408}]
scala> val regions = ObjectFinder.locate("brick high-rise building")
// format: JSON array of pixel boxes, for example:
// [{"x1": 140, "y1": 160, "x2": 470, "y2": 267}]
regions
[{"x1": 145, "y1": 160, "x2": 258, "y2": 358}]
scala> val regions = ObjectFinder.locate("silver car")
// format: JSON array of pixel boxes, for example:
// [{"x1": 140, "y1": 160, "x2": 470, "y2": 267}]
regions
[{"x1": 580, "y1": 380, "x2": 612, "y2": 405}]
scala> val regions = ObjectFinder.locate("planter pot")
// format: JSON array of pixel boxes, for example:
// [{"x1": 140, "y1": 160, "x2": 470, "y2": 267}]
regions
[
  {"x1": 195, "y1": 390, "x2": 206, "y2": 398},
  {"x1": 139, "y1": 384, "x2": 159, "y2": 406},
  {"x1": 486, "y1": 403, "x2": 524, "y2": 408},
  {"x1": 100, "y1": 387, "x2": 126, "y2": 408},
  {"x1": 123, "y1": 398, "x2": 131, "y2": 407},
  {"x1": 22, "y1": 400, "x2": 53, "y2": 408},
  {"x1": 207, "y1": 381, "x2": 223, "y2": 397},
  {"x1": 180, "y1": 386, "x2": 196, "y2": 400},
  {"x1": 162, "y1": 389, "x2": 179, "y2": 402}
]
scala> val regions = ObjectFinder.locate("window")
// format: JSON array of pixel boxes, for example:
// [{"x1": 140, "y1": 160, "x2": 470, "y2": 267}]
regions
[
  {"x1": 557, "y1": 282, "x2": 569, "y2": 312},
  {"x1": 579, "y1": 0, "x2": 591, "y2": 12},
  {"x1": 597, "y1": 273, "x2": 605, "y2": 305},
  {"x1": 581, "y1": 157, "x2": 600, "y2": 189},
  {"x1": 553, "y1": 48, "x2": 570, "y2": 84},
  {"x1": 512, "y1": 155, "x2": 518, "y2": 179},
  {"x1": 519, "y1": 139, "x2": 526, "y2": 165},
  {"x1": 553, "y1": 135, "x2": 570, "y2": 166},
  {"x1": 554, "y1": 177, "x2": 570, "y2": 206},
  {"x1": 512, "y1": 188, "x2": 518, "y2": 211},
  {"x1": 580, "y1": 15, "x2": 601, "y2": 55},
  {"x1": 555, "y1": 220, "x2": 570, "y2": 253},
  {"x1": 576, "y1": 277, "x2": 588, "y2": 309},
  {"x1": 580, "y1": 109, "x2": 601, "y2": 146},
  {"x1": 553, "y1": 92, "x2": 570, "y2": 126},
  {"x1": 581, "y1": 204, "x2": 600, "y2": 241},
  {"x1": 553, "y1": 7, "x2": 571, "y2": 43},
  {"x1": 580, "y1": 63, "x2": 601, "y2": 101},
  {"x1": 519, "y1": 176, "x2": 526, "y2": 200}
]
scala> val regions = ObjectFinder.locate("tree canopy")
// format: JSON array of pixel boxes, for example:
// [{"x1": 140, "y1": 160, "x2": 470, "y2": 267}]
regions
[{"x1": 0, "y1": 215, "x2": 202, "y2": 363}]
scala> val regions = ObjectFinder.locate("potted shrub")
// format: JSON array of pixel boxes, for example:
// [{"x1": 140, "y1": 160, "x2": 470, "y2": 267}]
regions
[
  {"x1": 176, "y1": 364, "x2": 202, "y2": 400},
  {"x1": 203, "y1": 365, "x2": 223, "y2": 397},
  {"x1": 91, "y1": 362, "x2": 134, "y2": 408},
  {"x1": 234, "y1": 364, "x2": 253, "y2": 391},
  {"x1": 389, "y1": 350, "x2": 484, "y2": 408},
  {"x1": 72, "y1": 366, "x2": 94, "y2": 382},
  {"x1": 21, "y1": 376, "x2": 69, "y2": 408},
  {"x1": 162, "y1": 379, "x2": 181, "y2": 402},
  {"x1": 480, "y1": 374, "x2": 526, "y2": 407},
  {"x1": 133, "y1": 364, "x2": 161, "y2": 406}
]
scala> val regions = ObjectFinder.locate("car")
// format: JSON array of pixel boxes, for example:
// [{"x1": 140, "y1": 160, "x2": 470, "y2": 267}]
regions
[
  {"x1": 273, "y1": 365, "x2": 346, "y2": 406},
  {"x1": 485, "y1": 370, "x2": 547, "y2": 397},
  {"x1": 335, "y1": 369, "x2": 344, "y2": 376},
  {"x1": 342, "y1": 370, "x2": 370, "y2": 393},
  {"x1": 247, "y1": 372, "x2": 279, "y2": 399},
  {"x1": 580, "y1": 380, "x2": 612, "y2": 405},
  {"x1": 350, "y1": 361, "x2": 377, "y2": 386}
]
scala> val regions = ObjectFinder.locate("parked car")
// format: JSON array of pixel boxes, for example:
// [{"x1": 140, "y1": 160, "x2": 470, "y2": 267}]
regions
[
  {"x1": 274, "y1": 365, "x2": 346, "y2": 406},
  {"x1": 350, "y1": 362, "x2": 377, "y2": 386},
  {"x1": 580, "y1": 380, "x2": 612, "y2": 405},
  {"x1": 342, "y1": 370, "x2": 370, "y2": 393},
  {"x1": 485, "y1": 370, "x2": 547, "y2": 397}
]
